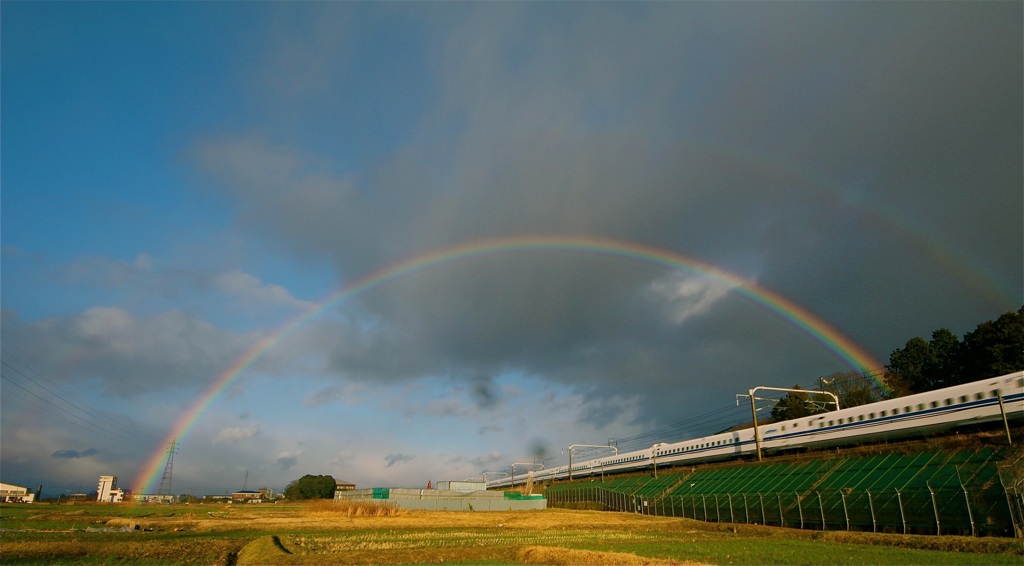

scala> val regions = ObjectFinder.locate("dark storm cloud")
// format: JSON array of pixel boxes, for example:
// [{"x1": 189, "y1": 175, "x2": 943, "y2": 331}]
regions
[
  {"x1": 384, "y1": 453, "x2": 415, "y2": 468},
  {"x1": 470, "y1": 374, "x2": 499, "y2": 410},
  {"x1": 194, "y1": 3, "x2": 1021, "y2": 429},
  {"x1": 276, "y1": 453, "x2": 299, "y2": 471}
]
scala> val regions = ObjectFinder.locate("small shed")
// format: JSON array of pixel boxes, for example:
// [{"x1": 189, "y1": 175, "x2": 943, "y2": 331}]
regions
[{"x1": 335, "y1": 479, "x2": 356, "y2": 492}]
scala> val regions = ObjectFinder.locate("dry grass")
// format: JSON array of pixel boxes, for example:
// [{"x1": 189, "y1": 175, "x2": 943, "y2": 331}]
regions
[
  {"x1": 4, "y1": 503, "x2": 1022, "y2": 565},
  {"x1": 301, "y1": 499, "x2": 405, "y2": 518}
]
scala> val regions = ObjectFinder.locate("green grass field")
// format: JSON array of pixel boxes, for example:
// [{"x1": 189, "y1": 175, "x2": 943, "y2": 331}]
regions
[{"x1": 2, "y1": 501, "x2": 1021, "y2": 565}]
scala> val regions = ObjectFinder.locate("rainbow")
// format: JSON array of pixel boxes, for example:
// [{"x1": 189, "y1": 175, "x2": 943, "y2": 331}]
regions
[{"x1": 133, "y1": 235, "x2": 886, "y2": 494}]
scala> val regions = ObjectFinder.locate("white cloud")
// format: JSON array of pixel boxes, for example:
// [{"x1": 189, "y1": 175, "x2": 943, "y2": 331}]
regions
[
  {"x1": 647, "y1": 273, "x2": 735, "y2": 325},
  {"x1": 214, "y1": 269, "x2": 316, "y2": 311},
  {"x1": 63, "y1": 253, "x2": 315, "y2": 316},
  {"x1": 213, "y1": 424, "x2": 261, "y2": 445}
]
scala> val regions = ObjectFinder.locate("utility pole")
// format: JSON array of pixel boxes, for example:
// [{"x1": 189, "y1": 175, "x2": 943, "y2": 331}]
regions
[
  {"x1": 749, "y1": 390, "x2": 763, "y2": 462},
  {"x1": 509, "y1": 463, "x2": 543, "y2": 489},
  {"x1": 738, "y1": 386, "x2": 841, "y2": 462},
  {"x1": 565, "y1": 444, "x2": 619, "y2": 481}
]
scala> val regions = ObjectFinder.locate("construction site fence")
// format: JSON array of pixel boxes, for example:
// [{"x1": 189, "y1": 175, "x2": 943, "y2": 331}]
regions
[{"x1": 547, "y1": 484, "x2": 1024, "y2": 538}]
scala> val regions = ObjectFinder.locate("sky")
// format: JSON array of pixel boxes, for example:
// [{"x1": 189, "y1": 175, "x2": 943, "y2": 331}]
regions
[{"x1": 2, "y1": 2, "x2": 1021, "y2": 499}]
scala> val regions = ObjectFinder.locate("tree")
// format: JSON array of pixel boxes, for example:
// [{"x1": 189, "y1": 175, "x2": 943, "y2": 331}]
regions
[
  {"x1": 283, "y1": 474, "x2": 336, "y2": 500},
  {"x1": 818, "y1": 370, "x2": 880, "y2": 409},
  {"x1": 885, "y1": 307, "x2": 1022, "y2": 395},
  {"x1": 769, "y1": 386, "x2": 816, "y2": 422},
  {"x1": 959, "y1": 306, "x2": 1024, "y2": 381},
  {"x1": 925, "y1": 328, "x2": 961, "y2": 387},
  {"x1": 886, "y1": 336, "x2": 933, "y2": 395},
  {"x1": 885, "y1": 329, "x2": 962, "y2": 394}
]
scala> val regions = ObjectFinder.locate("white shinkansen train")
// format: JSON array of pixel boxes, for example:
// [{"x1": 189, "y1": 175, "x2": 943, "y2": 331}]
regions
[{"x1": 487, "y1": 371, "x2": 1024, "y2": 489}]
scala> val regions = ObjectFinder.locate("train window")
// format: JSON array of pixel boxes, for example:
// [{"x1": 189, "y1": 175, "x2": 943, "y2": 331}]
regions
[
  {"x1": 828, "y1": 420, "x2": 834, "y2": 426},
  {"x1": 944, "y1": 398, "x2": 953, "y2": 406},
  {"x1": 869, "y1": 413, "x2": 875, "y2": 419},
  {"x1": 930, "y1": 401, "x2": 938, "y2": 409},
  {"x1": 892, "y1": 408, "x2": 899, "y2": 415},
  {"x1": 917, "y1": 404, "x2": 925, "y2": 411},
  {"x1": 881, "y1": 410, "x2": 887, "y2": 417},
  {"x1": 992, "y1": 389, "x2": 1002, "y2": 398},
  {"x1": 975, "y1": 393, "x2": 984, "y2": 401},
  {"x1": 959, "y1": 395, "x2": 968, "y2": 403},
  {"x1": 905, "y1": 406, "x2": 911, "y2": 413},
  {"x1": 1017, "y1": 378, "x2": 1023, "y2": 388}
]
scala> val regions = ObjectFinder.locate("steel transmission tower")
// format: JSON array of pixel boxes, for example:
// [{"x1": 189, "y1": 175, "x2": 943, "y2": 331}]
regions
[{"x1": 158, "y1": 438, "x2": 179, "y2": 497}]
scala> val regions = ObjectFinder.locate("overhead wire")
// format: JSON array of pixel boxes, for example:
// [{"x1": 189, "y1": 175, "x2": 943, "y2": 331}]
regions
[
  {"x1": 537, "y1": 367, "x2": 890, "y2": 470},
  {"x1": 0, "y1": 349, "x2": 158, "y2": 450},
  {"x1": 0, "y1": 374, "x2": 147, "y2": 448},
  {"x1": 1, "y1": 348, "x2": 143, "y2": 439}
]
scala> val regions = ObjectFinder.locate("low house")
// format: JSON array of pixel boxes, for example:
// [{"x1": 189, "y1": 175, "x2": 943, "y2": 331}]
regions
[
  {"x1": 232, "y1": 488, "x2": 273, "y2": 502},
  {"x1": 232, "y1": 490, "x2": 261, "y2": 502}
]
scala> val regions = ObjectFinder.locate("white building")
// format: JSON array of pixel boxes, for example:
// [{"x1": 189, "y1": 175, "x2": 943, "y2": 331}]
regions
[
  {"x1": 97, "y1": 475, "x2": 124, "y2": 503},
  {"x1": 134, "y1": 493, "x2": 175, "y2": 503},
  {"x1": 0, "y1": 482, "x2": 36, "y2": 503}
]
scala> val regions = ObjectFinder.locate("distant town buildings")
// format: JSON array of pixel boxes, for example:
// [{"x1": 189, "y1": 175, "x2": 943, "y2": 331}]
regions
[{"x1": 5, "y1": 473, "x2": 282, "y2": 504}]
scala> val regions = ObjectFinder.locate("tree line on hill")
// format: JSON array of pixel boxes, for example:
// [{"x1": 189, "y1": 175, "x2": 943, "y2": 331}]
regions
[{"x1": 769, "y1": 306, "x2": 1023, "y2": 422}]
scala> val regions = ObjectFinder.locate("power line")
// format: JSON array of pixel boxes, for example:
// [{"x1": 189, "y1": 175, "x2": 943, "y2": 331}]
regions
[
  {"x1": 0, "y1": 378, "x2": 146, "y2": 448},
  {"x1": 0, "y1": 350, "x2": 143, "y2": 439},
  {"x1": 544, "y1": 368, "x2": 890, "y2": 469},
  {"x1": 0, "y1": 355, "x2": 157, "y2": 450}
]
